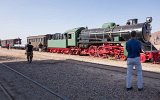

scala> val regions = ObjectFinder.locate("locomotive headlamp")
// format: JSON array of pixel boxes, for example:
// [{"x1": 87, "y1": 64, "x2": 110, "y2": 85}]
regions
[{"x1": 146, "y1": 17, "x2": 152, "y2": 23}]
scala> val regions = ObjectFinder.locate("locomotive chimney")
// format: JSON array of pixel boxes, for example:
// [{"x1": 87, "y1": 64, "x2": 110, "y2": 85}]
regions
[{"x1": 132, "y1": 19, "x2": 138, "y2": 24}]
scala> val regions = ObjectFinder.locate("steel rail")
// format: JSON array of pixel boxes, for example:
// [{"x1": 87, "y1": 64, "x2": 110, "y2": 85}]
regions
[
  {"x1": 27, "y1": 52, "x2": 160, "y2": 80},
  {"x1": 64, "y1": 60, "x2": 160, "y2": 80},
  {"x1": 0, "y1": 82, "x2": 14, "y2": 100}
]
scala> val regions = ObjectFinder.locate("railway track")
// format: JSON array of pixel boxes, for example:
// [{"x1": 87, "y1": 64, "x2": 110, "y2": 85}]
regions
[
  {"x1": 63, "y1": 60, "x2": 160, "y2": 80},
  {"x1": 0, "y1": 63, "x2": 69, "y2": 100},
  {"x1": 0, "y1": 53, "x2": 160, "y2": 100},
  {"x1": 33, "y1": 52, "x2": 160, "y2": 80},
  {"x1": 24, "y1": 56, "x2": 160, "y2": 81},
  {"x1": 0, "y1": 82, "x2": 14, "y2": 100}
]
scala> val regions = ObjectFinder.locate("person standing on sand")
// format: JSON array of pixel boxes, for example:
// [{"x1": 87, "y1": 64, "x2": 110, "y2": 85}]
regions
[
  {"x1": 25, "y1": 42, "x2": 33, "y2": 63},
  {"x1": 126, "y1": 31, "x2": 143, "y2": 91}
]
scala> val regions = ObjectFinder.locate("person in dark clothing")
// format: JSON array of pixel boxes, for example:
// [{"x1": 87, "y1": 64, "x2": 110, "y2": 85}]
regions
[
  {"x1": 7, "y1": 44, "x2": 10, "y2": 50},
  {"x1": 126, "y1": 31, "x2": 143, "y2": 91},
  {"x1": 38, "y1": 42, "x2": 43, "y2": 52},
  {"x1": 26, "y1": 42, "x2": 33, "y2": 63}
]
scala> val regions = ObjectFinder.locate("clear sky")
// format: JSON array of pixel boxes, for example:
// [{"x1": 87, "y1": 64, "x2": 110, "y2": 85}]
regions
[{"x1": 0, "y1": 0, "x2": 160, "y2": 43}]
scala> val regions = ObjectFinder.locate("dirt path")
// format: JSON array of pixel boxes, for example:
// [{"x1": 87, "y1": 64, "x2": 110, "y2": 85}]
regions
[{"x1": 0, "y1": 48, "x2": 159, "y2": 73}]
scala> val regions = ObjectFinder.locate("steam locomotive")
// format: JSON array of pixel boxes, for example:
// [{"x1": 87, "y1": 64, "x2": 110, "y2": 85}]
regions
[{"x1": 48, "y1": 17, "x2": 160, "y2": 63}]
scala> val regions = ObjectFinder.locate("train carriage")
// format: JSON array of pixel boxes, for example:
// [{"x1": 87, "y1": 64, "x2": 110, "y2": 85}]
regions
[
  {"x1": 27, "y1": 34, "x2": 53, "y2": 51},
  {"x1": 1, "y1": 40, "x2": 7, "y2": 48},
  {"x1": 0, "y1": 38, "x2": 21, "y2": 48}
]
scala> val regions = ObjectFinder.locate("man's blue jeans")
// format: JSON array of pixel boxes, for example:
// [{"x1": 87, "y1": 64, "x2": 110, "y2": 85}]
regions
[{"x1": 126, "y1": 57, "x2": 143, "y2": 89}]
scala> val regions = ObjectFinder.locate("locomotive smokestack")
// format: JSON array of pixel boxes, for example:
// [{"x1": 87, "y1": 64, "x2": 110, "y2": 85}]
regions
[{"x1": 132, "y1": 19, "x2": 138, "y2": 24}]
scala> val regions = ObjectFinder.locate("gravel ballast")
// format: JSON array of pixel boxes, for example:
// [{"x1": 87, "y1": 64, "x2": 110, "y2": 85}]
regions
[{"x1": 0, "y1": 48, "x2": 160, "y2": 100}]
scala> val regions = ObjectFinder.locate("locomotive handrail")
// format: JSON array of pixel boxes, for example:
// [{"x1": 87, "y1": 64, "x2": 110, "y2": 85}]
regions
[{"x1": 105, "y1": 31, "x2": 130, "y2": 34}]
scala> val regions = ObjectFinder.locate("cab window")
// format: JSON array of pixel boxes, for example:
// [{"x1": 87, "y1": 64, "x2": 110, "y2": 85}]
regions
[{"x1": 68, "y1": 34, "x2": 72, "y2": 39}]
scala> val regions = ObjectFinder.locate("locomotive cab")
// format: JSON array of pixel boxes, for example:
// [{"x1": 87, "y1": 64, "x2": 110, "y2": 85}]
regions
[{"x1": 126, "y1": 19, "x2": 138, "y2": 25}]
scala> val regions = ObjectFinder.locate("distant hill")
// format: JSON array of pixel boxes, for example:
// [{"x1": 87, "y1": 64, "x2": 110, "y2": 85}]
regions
[
  {"x1": 150, "y1": 31, "x2": 160, "y2": 50},
  {"x1": 150, "y1": 31, "x2": 160, "y2": 45}
]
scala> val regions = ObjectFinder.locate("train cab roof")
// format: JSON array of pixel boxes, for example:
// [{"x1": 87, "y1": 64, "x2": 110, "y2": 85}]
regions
[{"x1": 65, "y1": 27, "x2": 85, "y2": 34}]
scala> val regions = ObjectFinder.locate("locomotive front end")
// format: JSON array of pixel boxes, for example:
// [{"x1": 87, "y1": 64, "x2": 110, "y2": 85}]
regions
[{"x1": 142, "y1": 17, "x2": 152, "y2": 42}]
